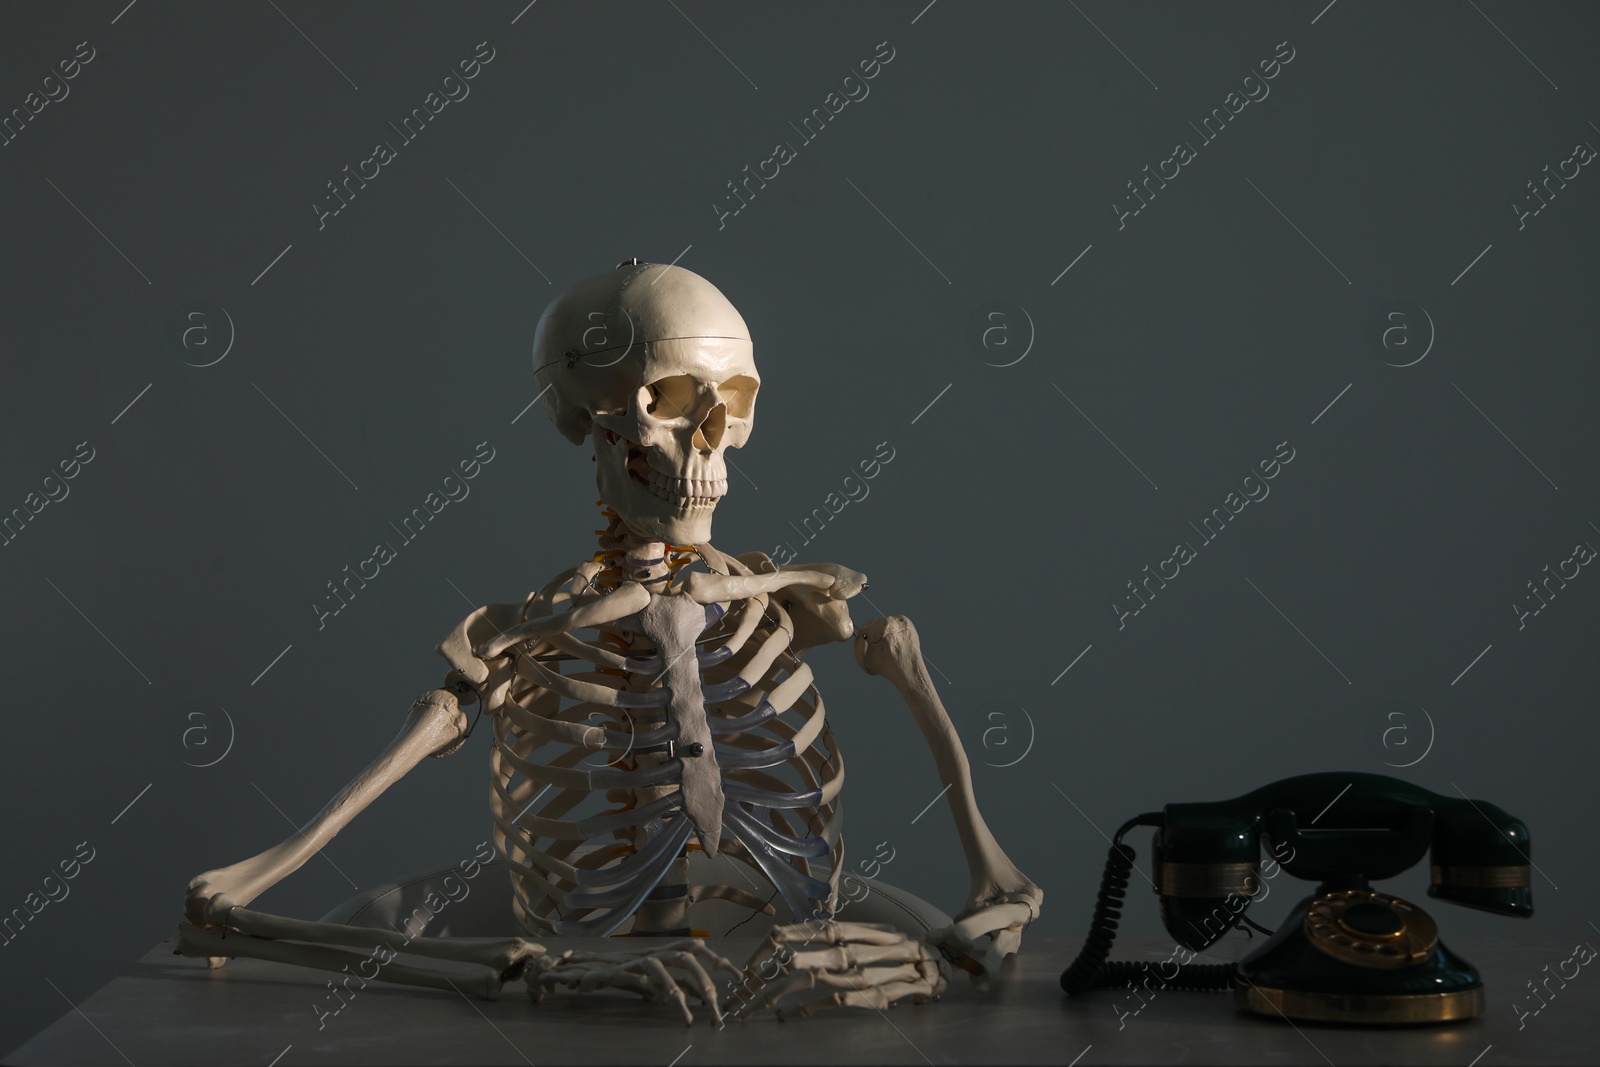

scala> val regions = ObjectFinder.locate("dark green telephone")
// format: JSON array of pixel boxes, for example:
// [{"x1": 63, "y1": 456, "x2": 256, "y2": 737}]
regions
[{"x1": 1060, "y1": 773, "x2": 1532, "y2": 1024}]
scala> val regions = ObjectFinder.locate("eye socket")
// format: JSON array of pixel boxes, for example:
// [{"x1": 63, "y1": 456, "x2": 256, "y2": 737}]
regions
[
  {"x1": 643, "y1": 375, "x2": 699, "y2": 420},
  {"x1": 719, "y1": 375, "x2": 758, "y2": 419}
]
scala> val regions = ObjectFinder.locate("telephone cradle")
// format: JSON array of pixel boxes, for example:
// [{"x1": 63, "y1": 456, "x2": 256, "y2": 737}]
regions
[{"x1": 1060, "y1": 772, "x2": 1533, "y2": 1025}]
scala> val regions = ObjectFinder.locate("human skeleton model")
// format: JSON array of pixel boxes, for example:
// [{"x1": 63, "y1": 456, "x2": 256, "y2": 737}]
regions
[{"x1": 178, "y1": 262, "x2": 1042, "y2": 1022}]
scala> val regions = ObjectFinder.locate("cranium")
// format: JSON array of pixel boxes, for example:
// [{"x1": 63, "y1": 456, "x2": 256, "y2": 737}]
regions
[{"x1": 534, "y1": 260, "x2": 758, "y2": 544}]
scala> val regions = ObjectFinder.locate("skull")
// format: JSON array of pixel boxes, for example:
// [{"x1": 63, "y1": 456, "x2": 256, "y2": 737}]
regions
[{"x1": 534, "y1": 261, "x2": 759, "y2": 545}]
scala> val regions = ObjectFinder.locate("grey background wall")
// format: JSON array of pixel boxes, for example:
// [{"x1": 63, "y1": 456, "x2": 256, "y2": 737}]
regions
[{"x1": 2, "y1": 0, "x2": 1597, "y2": 1055}]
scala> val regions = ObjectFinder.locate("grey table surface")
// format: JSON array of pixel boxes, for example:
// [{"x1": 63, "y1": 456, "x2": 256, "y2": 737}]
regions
[{"x1": 6, "y1": 937, "x2": 1595, "y2": 1066}]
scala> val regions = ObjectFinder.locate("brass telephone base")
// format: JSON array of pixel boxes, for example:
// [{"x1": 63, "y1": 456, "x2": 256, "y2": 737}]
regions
[
  {"x1": 1235, "y1": 981, "x2": 1485, "y2": 1025},
  {"x1": 1234, "y1": 889, "x2": 1485, "y2": 1025}
]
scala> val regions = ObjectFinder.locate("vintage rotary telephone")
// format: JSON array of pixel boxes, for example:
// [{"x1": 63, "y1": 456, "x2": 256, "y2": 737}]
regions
[{"x1": 1060, "y1": 773, "x2": 1532, "y2": 1024}]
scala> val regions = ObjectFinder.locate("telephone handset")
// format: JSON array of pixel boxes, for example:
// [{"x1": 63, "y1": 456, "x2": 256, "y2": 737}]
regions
[{"x1": 1060, "y1": 772, "x2": 1532, "y2": 1024}]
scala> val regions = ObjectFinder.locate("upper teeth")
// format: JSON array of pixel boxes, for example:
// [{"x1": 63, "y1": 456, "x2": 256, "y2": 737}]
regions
[{"x1": 643, "y1": 469, "x2": 727, "y2": 508}]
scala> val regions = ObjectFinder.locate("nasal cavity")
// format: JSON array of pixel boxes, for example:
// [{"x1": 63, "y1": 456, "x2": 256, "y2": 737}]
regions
[{"x1": 693, "y1": 403, "x2": 727, "y2": 451}]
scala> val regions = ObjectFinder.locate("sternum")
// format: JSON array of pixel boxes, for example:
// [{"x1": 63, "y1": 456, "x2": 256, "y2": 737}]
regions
[
  {"x1": 626, "y1": 586, "x2": 723, "y2": 936},
  {"x1": 634, "y1": 591, "x2": 725, "y2": 858}
]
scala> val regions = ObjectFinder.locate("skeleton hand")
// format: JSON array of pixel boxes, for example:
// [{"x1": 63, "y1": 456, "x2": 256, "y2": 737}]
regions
[
  {"x1": 525, "y1": 938, "x2": 741, "y2": 1027},
  {"x1": 929, "y1": 882, "x2": 1042, "y2": 990},
  {"x1": 729, "y1": 921, "x2": 948, "y2": 1021}
]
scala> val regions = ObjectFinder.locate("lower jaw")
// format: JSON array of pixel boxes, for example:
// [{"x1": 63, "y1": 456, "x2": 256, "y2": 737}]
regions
[{"x1": 609, "y1": 491, "x2": 715, "y2": 542}]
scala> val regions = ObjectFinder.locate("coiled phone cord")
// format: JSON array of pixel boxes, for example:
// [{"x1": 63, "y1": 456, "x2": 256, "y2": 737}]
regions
[{"x1": 1059, "y1": 813, "x2": 1238, "y2": 994}]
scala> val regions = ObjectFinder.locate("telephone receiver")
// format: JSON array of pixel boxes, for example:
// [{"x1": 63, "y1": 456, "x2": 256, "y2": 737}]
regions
[{"x1": 1061, "y1": 772, "x2": 1532, "y2": 1024}]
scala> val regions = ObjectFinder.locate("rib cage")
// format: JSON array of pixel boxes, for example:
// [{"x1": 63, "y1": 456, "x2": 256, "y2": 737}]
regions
[{"x1": 477, "y1": 549, "x2": 846, "y2": 938}]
